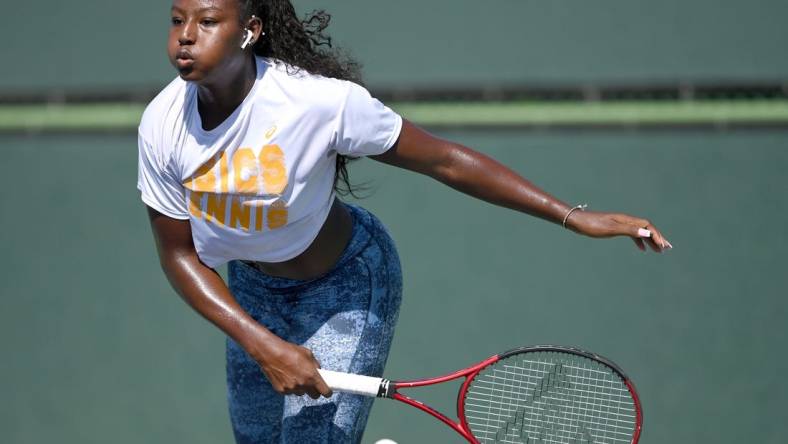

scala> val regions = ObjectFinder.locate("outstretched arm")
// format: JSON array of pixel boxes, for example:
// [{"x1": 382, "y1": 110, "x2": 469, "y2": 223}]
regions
[{"x1": 372, "y1": 120, "x2": 672, "y2": 252}]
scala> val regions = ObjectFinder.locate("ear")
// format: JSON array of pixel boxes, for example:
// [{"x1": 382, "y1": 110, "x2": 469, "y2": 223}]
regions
[{"x1": 245, "y1": 15, "x2": 264, "y2": 43}]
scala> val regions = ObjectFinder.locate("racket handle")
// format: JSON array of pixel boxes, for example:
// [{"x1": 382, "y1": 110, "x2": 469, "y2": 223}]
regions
[{"x1": 318, "y1": 369, "x2": 385, "y2": 397}]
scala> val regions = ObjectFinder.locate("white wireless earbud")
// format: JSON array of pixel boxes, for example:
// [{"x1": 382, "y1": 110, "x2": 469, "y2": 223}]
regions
[{"x1": 241, "y1": 29, "x2": 254, "y2": 49}]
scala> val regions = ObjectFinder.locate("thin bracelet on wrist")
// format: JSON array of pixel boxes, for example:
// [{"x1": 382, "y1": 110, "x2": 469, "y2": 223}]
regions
[{"x1": 562, "y1": 203, "x2": 587, "y2": 229}]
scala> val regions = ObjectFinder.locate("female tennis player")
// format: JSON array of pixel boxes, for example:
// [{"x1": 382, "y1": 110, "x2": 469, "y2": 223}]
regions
[{"x1": 138, "y1": 0, "x2": 672, "y2": 442}]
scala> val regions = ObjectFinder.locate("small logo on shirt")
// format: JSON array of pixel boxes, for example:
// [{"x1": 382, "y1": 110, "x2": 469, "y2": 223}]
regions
[{"x1": 265, "y1": 125, "x2": 277, "y2": 139}]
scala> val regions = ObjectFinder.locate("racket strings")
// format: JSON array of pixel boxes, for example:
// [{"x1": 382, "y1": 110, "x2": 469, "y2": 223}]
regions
[{"x1": 463, "y1": 352, "x2": 636, "y2": 444}]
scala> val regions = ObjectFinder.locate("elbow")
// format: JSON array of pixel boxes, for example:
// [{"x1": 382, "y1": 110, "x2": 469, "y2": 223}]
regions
[
  {"x1": 433, "y1": 144, "x2": 473, "y2": 185},
  {"x1": 157, "y1": 247, "x2": 201, "y2": 279}
]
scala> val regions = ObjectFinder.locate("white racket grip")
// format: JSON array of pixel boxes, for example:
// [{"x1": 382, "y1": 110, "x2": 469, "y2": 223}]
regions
[{"x1": 318, "y1": 369, "x2": 383, "y2": 397}]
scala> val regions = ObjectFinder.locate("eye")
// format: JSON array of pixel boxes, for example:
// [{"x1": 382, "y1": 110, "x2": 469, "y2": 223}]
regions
[
  {"x1": 171, "y1": 17, "x2": 183, "y2": 25},
  {"x1": 201, "y1": 18, "x2": 218, "y2": 26}
]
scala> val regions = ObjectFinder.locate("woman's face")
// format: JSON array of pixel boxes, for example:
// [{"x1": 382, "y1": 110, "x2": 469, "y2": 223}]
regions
[{"x1": 168, "y1": 0, "x2": 246, "y2": 83}]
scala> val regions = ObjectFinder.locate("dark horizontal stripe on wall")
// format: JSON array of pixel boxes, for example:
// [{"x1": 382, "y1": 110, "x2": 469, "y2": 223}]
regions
[{"x1": 1, "y1": 81, "x2": 787, "y2": 105}]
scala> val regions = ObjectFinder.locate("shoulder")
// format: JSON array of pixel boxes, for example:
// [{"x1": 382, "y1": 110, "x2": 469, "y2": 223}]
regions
[
  {"x1": 261, "y1": 57, "x2": 359, "y2": 113},
  {"x1": 137, "y1": 76, "x2": 190, "y2": 166},
  {"x1": 138, "y1": 76, "x2": 190, "y2": 144}
]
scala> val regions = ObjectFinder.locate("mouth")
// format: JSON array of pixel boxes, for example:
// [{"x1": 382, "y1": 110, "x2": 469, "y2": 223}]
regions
[
  {"x1": 175, "y1": 49, "x2": 195, "y2": 69},
  {"x1": 176, "y1": 48, "x2": 193, "y2": 59},
  {"x1": 176, "y1": 58, "x2": 195, "y2": 70}
]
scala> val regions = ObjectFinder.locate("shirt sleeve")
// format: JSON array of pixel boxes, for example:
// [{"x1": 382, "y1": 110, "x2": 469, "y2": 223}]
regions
[
  {"x1": 331, "y1": 81, "x2": 403, "y2": 157},
  {"x1": 136, "y1": 131, "x2": 190, "y2": 220}
]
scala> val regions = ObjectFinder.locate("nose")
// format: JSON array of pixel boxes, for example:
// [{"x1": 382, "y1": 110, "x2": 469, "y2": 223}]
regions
[{"x1": 178, "y1": 20, "x2": 196, "y2": 45}]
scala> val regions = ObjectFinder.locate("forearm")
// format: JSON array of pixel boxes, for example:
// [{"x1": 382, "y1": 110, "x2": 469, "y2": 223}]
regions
[
  {"x1": 435, "y1": 143, "x2": 573, "y2": 225},
  {"x1": 159, "y1": 252, "x2": 277, "y2": 355},
  {"x1": 429, "y1": 142, "x2": 671, "y2": 250},
  {"x1": 157, "y1": 252, "x2": 332, "y2": 397}
]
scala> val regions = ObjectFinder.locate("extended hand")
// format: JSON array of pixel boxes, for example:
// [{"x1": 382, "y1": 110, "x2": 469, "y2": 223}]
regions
[
  {"x1": 565, "y1": 210, "x2": 673, "y2": 252},
  {"x1": 252, "y1": 337, "x2": 333, "y2": 399}
]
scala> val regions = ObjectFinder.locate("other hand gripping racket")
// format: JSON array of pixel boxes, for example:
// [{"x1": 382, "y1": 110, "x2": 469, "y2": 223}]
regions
[{"x1": 318, "y1": 345, "x2": 642, "y2": 443}]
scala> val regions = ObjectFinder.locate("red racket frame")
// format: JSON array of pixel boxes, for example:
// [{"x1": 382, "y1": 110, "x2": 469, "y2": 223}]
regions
[{"x1": 383, "y1": 345, "x2": 643, "y2": 444}]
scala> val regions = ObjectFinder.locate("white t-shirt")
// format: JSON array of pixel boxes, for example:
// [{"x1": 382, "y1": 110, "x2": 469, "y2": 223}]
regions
[{"x1": 137, "y1": 56, "x2": 402, "y2": 268}]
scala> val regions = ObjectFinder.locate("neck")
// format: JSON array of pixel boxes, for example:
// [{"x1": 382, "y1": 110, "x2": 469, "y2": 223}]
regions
[{"x1": 196, "y1": 55, "x2": 257, "y2": 114}]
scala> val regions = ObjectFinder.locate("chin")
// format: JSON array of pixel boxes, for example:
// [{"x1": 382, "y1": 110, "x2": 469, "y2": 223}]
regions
[
  {"x1": 177, "y1": 70, "x2": 199, "y2": 81},
  {"x1": 174, "y1": 65, "x2": 204, "y2": 82}
]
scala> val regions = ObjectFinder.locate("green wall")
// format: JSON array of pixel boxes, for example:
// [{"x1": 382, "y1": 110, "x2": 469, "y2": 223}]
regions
[
  {"x1": 2, "y1": 0, "x2": 787, "y2": 91},
  {"x1": 2, "y1": 1, "x2": 786, "y2": 442},
  {"x1": 1, "y1": 130, "x2": 786, "y2": 443}
]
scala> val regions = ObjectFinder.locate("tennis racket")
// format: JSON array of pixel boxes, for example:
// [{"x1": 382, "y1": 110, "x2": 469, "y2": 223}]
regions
[{"x1": 318, "y1": 345, "x2": 642, "y2": 443}]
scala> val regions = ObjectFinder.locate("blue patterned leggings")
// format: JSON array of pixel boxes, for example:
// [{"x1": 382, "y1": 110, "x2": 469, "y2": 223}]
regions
[{"x1": 225, "y1": 203, "x2": 402, "y2": 444}]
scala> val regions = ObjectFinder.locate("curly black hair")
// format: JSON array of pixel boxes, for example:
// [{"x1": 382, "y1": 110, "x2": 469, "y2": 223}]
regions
[{"x1": 239, "y1": 0, "x2": 364, "y2": 197}]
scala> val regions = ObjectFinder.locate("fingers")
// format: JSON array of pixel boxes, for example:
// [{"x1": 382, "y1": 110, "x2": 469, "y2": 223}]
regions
[
  {"x1": 304, "y1": 352, "x2": 332, "y2": 399},
  {"x1": 630, "y1": 217, "x2": 673, "y2": 253},
  {"x1": 639, "y1": 225, "x2": 662, "y2": 253},
  {"x1": 271, "y1": 372, "x2": 332, "y2": 399},
  {"x1": 304, "y1": 357, "x2": 333, "y2": 399},
  {"x1": 295, "y1": 371, "x2": 333, "y2": 399},
  {"x1": 313, "y1": 373, "x2": 333, "y2": 399},
  {"x1": 259, "y1": 344, "x2": 334, "y2": 399},
  {"x1": 647, "y1": 225, "x2": 673, "y2": 251}
]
